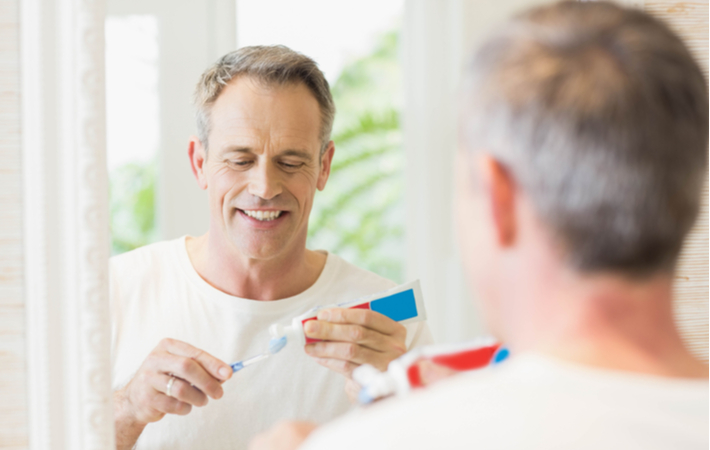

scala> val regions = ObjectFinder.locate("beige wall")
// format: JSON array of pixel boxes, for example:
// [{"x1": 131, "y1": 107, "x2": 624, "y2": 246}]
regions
[
  {"x1": 0, "y1": 0, "x2": 28, "y2": 449},
  {"x1": 644, "y1": 0, "x2": 710, "y2": 362}
]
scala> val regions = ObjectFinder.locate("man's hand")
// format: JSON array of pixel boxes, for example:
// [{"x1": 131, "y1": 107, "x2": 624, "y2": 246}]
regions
[
  {"x1": 303, "y1": 307, "x2": 407, "y2": 378},
  {"x1": 114, "y1": 338, "x2": 232, "y2": 450},
  {"x1": 249, "y1": 421, "x2": 318, "y2": 450},
  {"x1": 344, "y1": 378, "x2": 361, "y2": 403}
]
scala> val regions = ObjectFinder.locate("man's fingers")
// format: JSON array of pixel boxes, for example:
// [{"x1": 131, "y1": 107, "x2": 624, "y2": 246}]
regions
[
  {"x1": 304, "y1": 320, "x2": 405, "y2": 353},
  {"x1": 155, "y1": 374, "x2": 209, "y2": 407},
  {"x1": 159, "y1": 338, "x2": 232, "y2": 382},
  {"x1": 316, "y1": 308, "x2": 407, "y2": 339},
  {"x1": 156, "y1": 352, "x2": 224, "y2": 399},
  {"x1": 152, "y1": 391, "x2": 193, "y2": 416},
  {"x1": 314, "y1": 357, "x2": 360, "y2": 378},
  {"x1": 306, "y1": 341, "x2": 390, "y2": 370},
  {"x1": 344, "y1": 378, "x2": 361, "y2": 404},
  {"x1": 118, "y1": 339, "x2": 229, "y2": 431},
  {"x1": 303, "y1": 309, "x2": 408, "y2": 377}
]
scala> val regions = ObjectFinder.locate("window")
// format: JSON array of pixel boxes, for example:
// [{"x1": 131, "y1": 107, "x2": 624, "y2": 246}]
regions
[
  {"x1": 105, "y1": 15, "x2": 160, "y2": 254},
  {"x1": 238, "y1": 0, "x2": 406, "y2": 281}
]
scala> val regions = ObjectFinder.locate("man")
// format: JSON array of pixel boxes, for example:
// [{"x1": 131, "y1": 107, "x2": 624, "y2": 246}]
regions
[
  {"x1": 110, "y1": 46, "x2": 433, "y2": 450},
  {"x1": 251, "y1": 2, "x2": 709, "y2": 449}
]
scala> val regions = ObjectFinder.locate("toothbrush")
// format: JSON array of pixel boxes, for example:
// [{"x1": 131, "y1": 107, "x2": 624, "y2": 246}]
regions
[{"x1": 229, "y1": 335, "x2": 288, "y2": 373}]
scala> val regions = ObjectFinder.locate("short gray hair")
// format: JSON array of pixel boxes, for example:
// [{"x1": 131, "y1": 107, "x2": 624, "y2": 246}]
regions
[
  {"x1": 194, "y1": 45, "x2": 335, "y2": 153},
  {"x1": 462, "y1": 1, "x2": 708, "y2": 276}
]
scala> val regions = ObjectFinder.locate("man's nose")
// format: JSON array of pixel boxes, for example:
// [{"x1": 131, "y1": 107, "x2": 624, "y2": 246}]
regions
[{"x1": 247, "y1": 162, "x2": 283, "y2": 200}]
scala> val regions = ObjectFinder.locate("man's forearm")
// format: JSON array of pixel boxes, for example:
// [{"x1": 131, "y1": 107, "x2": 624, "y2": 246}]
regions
[{"x1": 114, "y1": 390, "x2": 147, "y2": 450}]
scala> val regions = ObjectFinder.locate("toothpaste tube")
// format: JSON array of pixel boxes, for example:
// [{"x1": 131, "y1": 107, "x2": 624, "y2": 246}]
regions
[
  {"x1": 353, "y1": 338, "x2": 509, "y2": 404},
  {"x1": 269, "y1": 280, "x2": 426, "y2": 347}
]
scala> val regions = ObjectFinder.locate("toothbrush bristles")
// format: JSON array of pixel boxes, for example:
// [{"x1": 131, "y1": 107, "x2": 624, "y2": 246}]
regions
[{"x1": 268, "y1": 336, "x2": 288, "y2": 354}]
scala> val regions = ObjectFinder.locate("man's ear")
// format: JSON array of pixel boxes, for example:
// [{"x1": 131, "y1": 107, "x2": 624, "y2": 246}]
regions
[
  {"x1": 316, "y1": 141, "x2": 335, "y2": 191},
  {"x1": 478, "y1": 155, "x2": 517, "y2": 247},
  {"x1": 188, "y1": 136, "x2": 208, "y2": 190}
]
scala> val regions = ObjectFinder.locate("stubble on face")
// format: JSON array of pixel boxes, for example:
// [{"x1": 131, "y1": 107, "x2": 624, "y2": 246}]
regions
[{"x1": 204, "y1": 77, "x2": 325, "y2": 263}]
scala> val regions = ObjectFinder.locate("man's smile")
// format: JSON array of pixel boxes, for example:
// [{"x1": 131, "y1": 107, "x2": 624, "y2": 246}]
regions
[
  {"x1": 240, "y1": 209, "x2": 284, "y2": 221},
  {"x1": 236, "y1": 208, "x2": 290, "y2": 228}
]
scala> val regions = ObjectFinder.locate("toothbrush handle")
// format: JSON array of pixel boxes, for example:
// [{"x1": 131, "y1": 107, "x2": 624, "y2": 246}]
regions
[{"x1": 230, "y1": 353, "x2": 270, "y2": 374}]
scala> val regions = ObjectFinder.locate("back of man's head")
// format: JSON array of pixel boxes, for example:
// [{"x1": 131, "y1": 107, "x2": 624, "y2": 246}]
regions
[{"x1": 462, "y1": 1, "x2": 708, "y2": 277}]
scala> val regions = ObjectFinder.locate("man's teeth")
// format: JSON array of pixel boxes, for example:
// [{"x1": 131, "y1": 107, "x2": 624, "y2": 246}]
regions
[{"x1": 242, "y1": 210, "x2": 283, "y2": 221}]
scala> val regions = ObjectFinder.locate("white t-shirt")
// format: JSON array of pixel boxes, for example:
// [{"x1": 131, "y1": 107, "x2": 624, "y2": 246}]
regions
[
  {"x1": 109, "y1": 237, "x2": 433, "y2": 450},
  {"x1": 303, "y1": 353, "x2": 709, "y2": 450}
]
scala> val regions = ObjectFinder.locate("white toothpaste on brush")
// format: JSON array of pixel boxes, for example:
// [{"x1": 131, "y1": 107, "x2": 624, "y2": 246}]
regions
[{"x1": 269, "y1": 280, "x2": 427, "y2": 348}]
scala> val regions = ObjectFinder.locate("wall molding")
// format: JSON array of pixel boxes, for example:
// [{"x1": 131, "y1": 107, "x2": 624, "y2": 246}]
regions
[
  {"x1": 631, "y1": 0, "x2": 709, "y2": 361},
  {"x1": 22, "y1": 0, "x2": 115, "y2": 448}
]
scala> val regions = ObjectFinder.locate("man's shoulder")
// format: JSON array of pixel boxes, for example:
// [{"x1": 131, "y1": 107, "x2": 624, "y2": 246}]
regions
[
  {"x1": 304, "y1": 355, "x2": 710, "y2": 450},
  {"x1": 301, "y1": 371, "x2": 486, "y2": 450},
  {"x1": 302, "y1": 363, "x2": 541, "y2": 450},
  {"x1": 110, "y1": 238, "x2": 181, "y2": 278},
  {"x1": 324, "y1": 252, "x2": 397, "y2": 294}
]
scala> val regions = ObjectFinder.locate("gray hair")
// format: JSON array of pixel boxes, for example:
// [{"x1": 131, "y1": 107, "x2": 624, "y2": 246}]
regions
[
  {"x1": 462, "y1": 1, "x2": 708, "y2": 276},
  {"x1": 194, "y1": 45, "x2": 335, "y2": 153}
]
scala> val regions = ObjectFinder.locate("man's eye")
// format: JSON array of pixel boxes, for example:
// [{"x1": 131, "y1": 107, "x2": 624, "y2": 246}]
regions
[
  {"x1": 280, "y1": 162, "x2": 303, "y2": 169},
  {"x1": 230, "y1": 160, "x2": 252, "y2": 167}
]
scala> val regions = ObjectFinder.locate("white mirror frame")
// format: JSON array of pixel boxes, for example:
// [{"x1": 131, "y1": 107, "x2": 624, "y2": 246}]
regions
[{"x1": 22, "y1": 0, "x2": 115, "y2": 448}]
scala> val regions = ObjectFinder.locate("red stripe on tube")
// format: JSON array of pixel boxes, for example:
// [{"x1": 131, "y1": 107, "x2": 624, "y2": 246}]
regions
[{"x1": 430, "y1": 345, "x2": 500, "y2": 371}]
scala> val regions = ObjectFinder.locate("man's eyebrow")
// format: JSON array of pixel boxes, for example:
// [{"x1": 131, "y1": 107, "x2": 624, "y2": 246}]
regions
[
  {"x1": 279, "y1": 150, "x2": 313, "y2": 161},
  {"x1": 222, "y1": 147, "x2": 253, "y2": 155}
]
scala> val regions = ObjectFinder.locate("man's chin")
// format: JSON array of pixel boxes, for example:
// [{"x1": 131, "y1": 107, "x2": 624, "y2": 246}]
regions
[
  {"x1": 240, "y1": 247, "x2": 284, "y2": 261},
  {"x1": 227, "y1": 233, "x2": 292, "y2": 261}
]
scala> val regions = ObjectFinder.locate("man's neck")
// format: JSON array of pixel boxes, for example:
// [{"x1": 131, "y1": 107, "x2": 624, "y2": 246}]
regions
[
  {"x1": 507, "y1": 268, "x2": 708, "y2": 379},
  {"x1": 185, "y1": 232, "x2": 327, "y2": 301}
]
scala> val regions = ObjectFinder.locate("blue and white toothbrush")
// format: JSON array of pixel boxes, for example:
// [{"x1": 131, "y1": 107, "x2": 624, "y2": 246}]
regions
[{"x1": 230, "y1": 335, "x2": 288, "y2": 373}]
